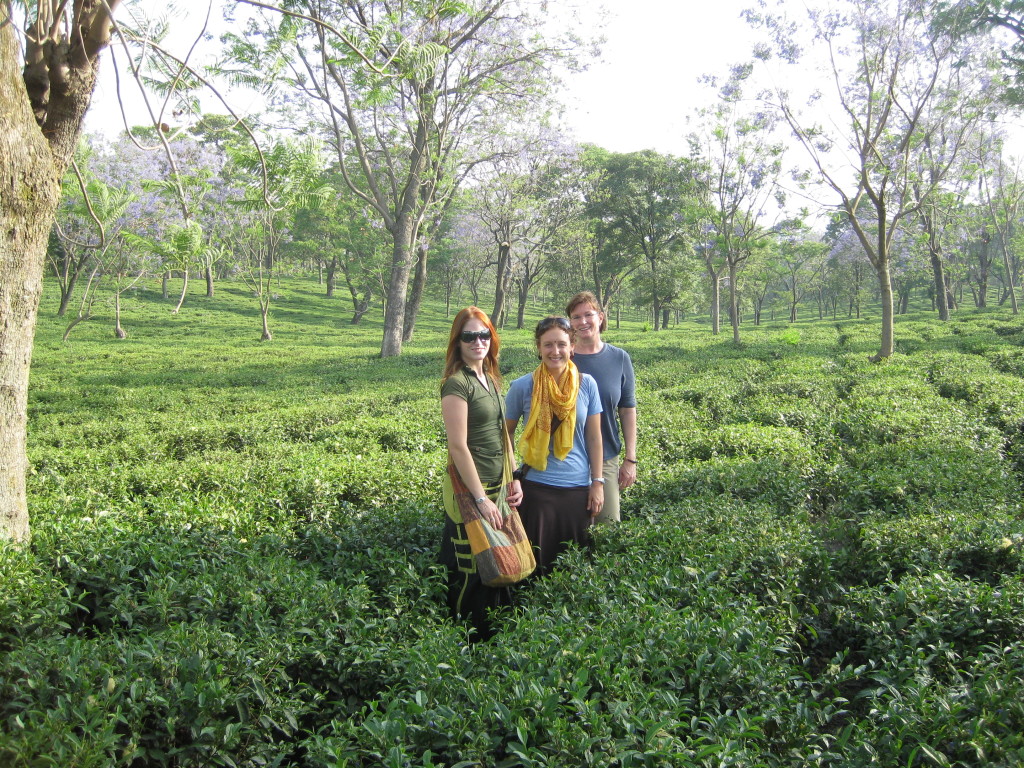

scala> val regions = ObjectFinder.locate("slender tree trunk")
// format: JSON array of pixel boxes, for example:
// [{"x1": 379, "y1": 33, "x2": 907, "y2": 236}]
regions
[
  {"x1": 999, "y1": 237, "x2": 1019, "y2": 314},
  {"x1": 709, "y1": 274, "x2": 721, "y2": 335},
  {"x1": 56, "y1": 268, "x2": 81, "y2": 317},
  {"x1": 516, "y1": 279, "x2": 529, "y2": 329},
  {"x1": 114, "y1": 287, "x2": 127, "y2": 338},
  {"x1": 326, "y1": 253, "x2": 338, "y2": 298},
  {"x1": 491, "y1": 241, "x2": 510, "y2": 328},
  {"x1": 260, "y1": 302, "x2": 272, "y2": 341},
  {"x1": 930, "y1": 251, "x2": 949, "y2": 321},
  {"x1": 351, "y1": 289, "x2": 371, "y2": 325},
  {"x1": 173, "y1": 270, "x2": 189, "y2": 314},
  {"x1": 205, "y1": 264, "x2": 214, "y2": 298},
  {"x1": 380, "y1": 114, "x2": 430, "y2": 358},
  {"x1": 729, "y1": 262, "x2": 740, "y2": 344},
  {"x1": 162, "y1": 271, "x2": 170, "y2": 299},
  {"x1": 403, "y1": 242, "x2": 428, "y2": 342},
  {"x1": 870, "y1": 259, "x2": 895, "y2": 362},
  {"x1": 898, "y1": 287, "x2": 910, "y2": 315}
]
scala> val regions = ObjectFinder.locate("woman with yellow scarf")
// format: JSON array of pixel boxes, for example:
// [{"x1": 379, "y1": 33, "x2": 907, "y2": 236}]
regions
[{"x1": 505, "y1": 316, "x2": 604, "y2": 576}]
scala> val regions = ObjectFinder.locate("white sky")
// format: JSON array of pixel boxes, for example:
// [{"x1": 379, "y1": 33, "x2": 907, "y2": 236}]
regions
[
  {"x1": 83, "y1": 0, "x2": 1024, "y2": 202},
  {"x1": 556, "y1": 1, "x2": 759, "y2": 155},
  {"x1": 85, "y1": 1, "x2": 759, "y2": 157}
]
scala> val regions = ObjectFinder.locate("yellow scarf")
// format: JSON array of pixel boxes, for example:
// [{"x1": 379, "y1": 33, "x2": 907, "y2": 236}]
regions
[{"x1": 518, "y1": 361, "x2": 579, "y2": 471}]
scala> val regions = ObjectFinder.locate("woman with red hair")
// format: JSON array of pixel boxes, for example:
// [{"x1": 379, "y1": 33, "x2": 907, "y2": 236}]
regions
[{"x1": 438, "y1": 307, "x2": 523, "y2": 640}]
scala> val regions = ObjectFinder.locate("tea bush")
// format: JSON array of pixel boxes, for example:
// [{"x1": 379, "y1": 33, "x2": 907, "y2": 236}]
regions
[{"x1": 3, "y1": 283, "x2": 1024, "y2": 766}]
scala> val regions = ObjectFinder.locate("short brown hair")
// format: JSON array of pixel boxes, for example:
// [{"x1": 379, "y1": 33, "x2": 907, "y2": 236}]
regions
[{"x1": 565, "y1": 291, "x2": 607, "y2": 333}]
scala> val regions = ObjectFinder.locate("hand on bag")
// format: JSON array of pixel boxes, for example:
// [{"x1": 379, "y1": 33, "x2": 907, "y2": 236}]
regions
[
  {"x1": 506, "y1": 479, "x2": 523, "y2": 508},
  {"x1": 478, "y1": 497, "x2": 504, "y2": 528}
]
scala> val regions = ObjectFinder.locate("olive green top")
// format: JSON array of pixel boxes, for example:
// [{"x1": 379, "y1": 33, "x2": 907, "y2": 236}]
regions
[{"x1": 441, "y1": 366, "x2": 505, "y2": 488}]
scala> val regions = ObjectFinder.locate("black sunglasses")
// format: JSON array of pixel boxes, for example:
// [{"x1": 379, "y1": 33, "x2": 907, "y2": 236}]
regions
[{"x1": 460, "y1": 330, "x2": 492, "y2": 343}]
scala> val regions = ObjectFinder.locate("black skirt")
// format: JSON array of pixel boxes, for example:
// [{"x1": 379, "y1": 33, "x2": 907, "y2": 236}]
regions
[
  {"x1": 438, "y1": 515, "x2": 513, "y2": 641},
  {"x1": 517, "y1": 478, "x2": 593, "y2": 577}
]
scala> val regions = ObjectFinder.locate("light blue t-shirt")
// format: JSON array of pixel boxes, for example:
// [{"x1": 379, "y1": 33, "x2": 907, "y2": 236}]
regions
[{"x1": 505, "y1": 372, "x2": 602, "y2": 488}]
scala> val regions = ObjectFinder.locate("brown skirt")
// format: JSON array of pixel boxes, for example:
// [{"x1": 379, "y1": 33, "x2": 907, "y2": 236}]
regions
[{"x1": 518, "y1": 479, "x2": 593, "y2": 577}]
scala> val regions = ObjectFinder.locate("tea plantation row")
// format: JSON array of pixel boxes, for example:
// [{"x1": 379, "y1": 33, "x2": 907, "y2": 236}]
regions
[{"x1": 1, "y1": 282, "x2": 1023, "y2": 766}]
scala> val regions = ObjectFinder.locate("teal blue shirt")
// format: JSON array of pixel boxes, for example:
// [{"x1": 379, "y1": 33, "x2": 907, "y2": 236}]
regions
[{"x1": 571, "y1": 343, "x2": 636, "y2": 460}]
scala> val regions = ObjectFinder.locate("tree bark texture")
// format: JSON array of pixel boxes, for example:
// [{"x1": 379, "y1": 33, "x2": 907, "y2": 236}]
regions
[
  {"x1": 709, "y1": 274, "x2": 721, "y2": 335},
  {"x1": 491, "y1": 241, "x2": 511, "y2": 329},
  {"x1": 729, "y1": 263, "x2": 741, "y2": 344},
  {"x1": 380, "y1": 212, "x2": 417, "y2": 357},
  {"x1": 871, "y1": 259, "x2": 896, "y2": 362},
  {"x1": 1, "y1": 1, "x2": 116, "y2": 542},
  {"x1": 403, "y1": 243, "x2": 428, "y2": 342}
]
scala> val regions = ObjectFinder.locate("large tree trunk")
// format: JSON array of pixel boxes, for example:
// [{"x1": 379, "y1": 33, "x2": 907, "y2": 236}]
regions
[
  {"x1": 1, "y1": 0, "x2": 116, "y2": 542},
  {"x1": 1, "y1": 69, "x2": 58, "y2": 544},
  {"x1": 380, "y1": 212, "x2": 417, "y2": 358}
]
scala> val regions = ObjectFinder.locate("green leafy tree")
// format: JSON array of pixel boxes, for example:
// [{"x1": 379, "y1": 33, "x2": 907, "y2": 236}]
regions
[
  {"x1": 749, "y1": 0, "x2": 1002, "y2": 360},
  {"x1": 588, "y1": 150, "x2": 706, "y2": 331},
  {"x1": 51, "y1": 150, "x2": 116, "y2": 318},
  {"x1": 773, "y1": 224, "x2": 829, "y2": 322},
  {"x1": 935, "y1": 0, "x2": 1024, "y2": 103},
  {"x1": 690, "y1": 68, "x2": 786, "y2": 342},
  {"x1": 977, "y1": 134, "x2": 1024, "y2": 312},
  {"x1": 230, "y1": 137, "x2": 332, "y2": 341},
  {"x1": 560, "y1": 144, "x2": 643, "y2": 323},
  {"x1": 124, "y1": 218, "x2": 206, "y2": 311},
  {"x1": 223, "y1": 0, "x2": 580, "y2": 357},
  {"x1": 56, "y1": 179, "x2": 139, "y2": 342}
]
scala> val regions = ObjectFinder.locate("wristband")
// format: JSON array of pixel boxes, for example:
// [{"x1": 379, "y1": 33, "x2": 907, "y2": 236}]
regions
[
  {"x1": 474, "y1": 496, "x2": 487, "y2": 505},
  {"x1": 624, "y1": 458, "x2": 637, "y2": 464},
  {"x1": 591, "y1": 477, "x2": 606, "y2": 485}
]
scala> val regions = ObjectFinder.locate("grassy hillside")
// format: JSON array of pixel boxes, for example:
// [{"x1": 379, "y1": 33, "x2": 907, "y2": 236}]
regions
[{"x1": 2, "y1": 279, "x2": 1024, "y2": 766}]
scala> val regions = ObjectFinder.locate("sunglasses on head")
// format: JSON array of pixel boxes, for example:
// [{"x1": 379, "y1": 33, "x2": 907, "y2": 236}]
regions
[
  {"x1": 460, "y1": 329, "x2": 492, "y2": 343},
  {"x1": 537, "y1": 317, "x2": 570, "y2": 332}
]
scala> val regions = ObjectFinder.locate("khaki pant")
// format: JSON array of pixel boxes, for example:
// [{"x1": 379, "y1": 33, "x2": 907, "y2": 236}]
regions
[{"x1": 593, "y1": 457, "x2": 621, "y2": 524}]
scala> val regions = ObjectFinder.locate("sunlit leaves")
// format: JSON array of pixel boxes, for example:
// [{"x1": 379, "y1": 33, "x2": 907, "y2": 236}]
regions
[{"x1": 124, "y1": 219, "x2": 205, "y2": 271}]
